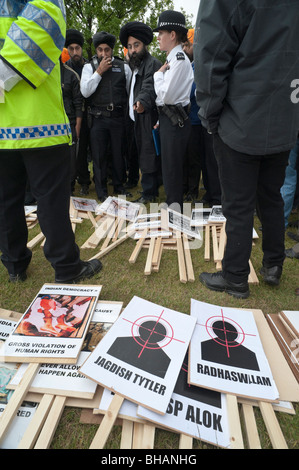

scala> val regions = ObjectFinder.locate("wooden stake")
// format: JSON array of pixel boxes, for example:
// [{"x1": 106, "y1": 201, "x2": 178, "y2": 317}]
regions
[
  {"x1": 258, "y1": 401, "x2": 288, "y2": 449},
  {"x1": 226, "y1": 394, "x2": 244, "y2": 449},
  {"x1": 129, "y1": 229, "x2": 148, "y2": 264},
  {"x1": 34, "y1": 396, "x2": 67, "y2": 449},
  {"x1": 120, "y1": 420, "x2": 134, "y2": 449},
  {"x1": 204, "y1": 225, "x2": 210, "y2": 261},
  {"x1": 144, "y1": 236, "x2": 156, "y2": 275},
  {"x1": 18, "y1": 394, "x2": 55, "y2": 449},
  {"x1": 183, "y1": 234, "x2": 195, "y2": 282},
  {"x1": 89, "y1": 394, "x2": 124, "y2": 449},
  {"x1": 176, "y1": 231, "x2": 187, "y2": 283},
  {"x1": 241, "y1": 403, "x2": 261, "y2": 449},
  {"x1": 179, "y1": 434, "x2": 193, "y2": 449}
]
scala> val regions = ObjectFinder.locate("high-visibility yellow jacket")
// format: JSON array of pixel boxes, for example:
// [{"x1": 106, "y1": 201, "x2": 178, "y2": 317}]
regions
[{"x1": 0, "y1": 0, "x2": 71, "y2": 149}]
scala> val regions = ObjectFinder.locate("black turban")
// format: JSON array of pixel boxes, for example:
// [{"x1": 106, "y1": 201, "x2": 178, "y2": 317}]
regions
[
  {"x1": 65, "y1": 29, "x2": 84, "y2": 47},
  {"x1": 119, "y1": 21, "x2": 153, "y2": 48},
  {"x1": 93, "y1": 31, "x2": 116, "y2": 50}
]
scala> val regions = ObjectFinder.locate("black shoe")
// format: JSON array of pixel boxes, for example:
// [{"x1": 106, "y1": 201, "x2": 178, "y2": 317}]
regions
[
  {"x1": 9, "y1": 271, "x2": 27, "y2": 283},
  {"x1": 199, "y1": 271, "x2": 250, "y2": 299},
  {"x1": 287, "y1": 231, "x2": 299, "y2": 243},
  {"x1": 133, "y1": 196, "x2": 156, "y2": 204},
  {"x1": 55, "y1": 260, "x2": 103, "y2": 284},
  {"x1": 285, "y1": 248, "x2": 299, "y2": 259},
  {"x1": 260, "y1": 266, "x2": 282, "y2": 286},
  {"x1": 80, "y1": 185, "x2": 89, "y2": 196}
]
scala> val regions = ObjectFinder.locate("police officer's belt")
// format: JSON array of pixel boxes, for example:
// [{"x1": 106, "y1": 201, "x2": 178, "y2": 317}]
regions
[
  {"x1": 88, "y1": 105, "x2": 124, "y2": 118},
  {"x1": 158, "y1": 104, "x2": 190, "y2": 127}
]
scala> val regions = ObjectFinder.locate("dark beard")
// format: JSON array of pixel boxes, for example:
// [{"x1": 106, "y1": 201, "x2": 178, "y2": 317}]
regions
[{"x1": 128, "y1": 47, "x2": 148, "y2": 69}]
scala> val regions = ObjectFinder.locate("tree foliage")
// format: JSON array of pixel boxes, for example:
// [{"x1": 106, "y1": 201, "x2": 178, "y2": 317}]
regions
[{"x1": 65, "y1": 0, "x2": 194, "y2": 60}]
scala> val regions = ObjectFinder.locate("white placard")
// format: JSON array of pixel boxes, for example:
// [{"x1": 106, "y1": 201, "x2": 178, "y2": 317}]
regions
[
  {"x1": 189, "y1": 300, "x2": 279, "y2": 402},
  {"x1": 208, "y1": 206, "x2": 226, "y2": 223},
  {"x1": 95, "y1": 196, "x2": 140, "y2": 222},
  {"x1": 165, "y1": 208, "x2": 201, "y2": 240},
  {"x1": 0, "y1": 402, "x2": 38, "y2": 449},
  {"x1": 138, "y1": 354, "x2": 231, "y2": 448},
  {"x1": 190, "y1": 208, "x2": 212, "y2": 227},
  {"x1": 80, "y1": 296, "x2": 196, "y2": 415},
  {"x1": 91, "y1": 301, "x2": 123, "y2": 324},
  {"x1": 8, "y1": 352, "x2": 97, "y2": 398},
  {"x1": 0, "y1": 284, "x2": 102, "y2": 363},
  {"x1": 0, "y1": 317, "x2": 17, "y2": 342},
  {"x1": 71, "y1": 197, "x2": 98, "y2": 212}
]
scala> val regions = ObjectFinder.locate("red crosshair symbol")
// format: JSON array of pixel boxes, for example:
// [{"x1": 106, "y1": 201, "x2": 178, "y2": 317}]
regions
[
  {"x1": 123, "y1": 309, "x2": 185, "y2": 358},
  {"x1": 201, "y1": 309, "x2": 257, "y2": 358}
]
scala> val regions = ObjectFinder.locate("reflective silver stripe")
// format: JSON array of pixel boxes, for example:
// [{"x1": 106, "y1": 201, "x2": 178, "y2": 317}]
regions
[
  {"x1": 20, "y1": 3, "x2": 65, "y2": 51},
  {"x1": 0, "y1": 123, "x2": 71, "y2": 140},
  {"x1": 7, "y1": 23, "x2": 55, "y2": 75}
]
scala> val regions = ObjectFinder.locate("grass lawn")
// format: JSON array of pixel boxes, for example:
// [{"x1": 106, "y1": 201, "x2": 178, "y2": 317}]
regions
[{"x1": 0, "y1": 177, "x2": 298, "y2": 449}]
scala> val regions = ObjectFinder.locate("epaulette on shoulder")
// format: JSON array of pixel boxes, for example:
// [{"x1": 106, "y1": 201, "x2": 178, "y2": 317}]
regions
[{"x1": 176, "y1": 52, "x2": 185, "y2": 61}]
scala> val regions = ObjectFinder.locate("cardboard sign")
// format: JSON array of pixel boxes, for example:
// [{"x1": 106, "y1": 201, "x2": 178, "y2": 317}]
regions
[
  {"x1": 189, "y1": 300, "x2": 279, "y2": 402},
  {"x1": 161, "y1": 208, "x2": 201, "y2": 240},
  {"x1": 71, "y1": 197, "x2": 98, "y2": 212},
  {"x1": 190, "y1": 208, "x2": 212, "y2": 227},
  {"x1": 95, "y1": 196, "x2": 140, "y2": 222},
  {"x1": 0, "y1": 402, "x2": 38, "y2": 449},
  {"x1": 138, "y1": 354, "x2": 231, "y2": 448},
  {"x1": 0, "y1": 284, "x2": 102, "y2": 364},
  {"x1": 80, "y1": 296, "x2": 196, "y2": 414},
  {"x1": 7, "y1": 352, "x2": 97, "y2": 399}
]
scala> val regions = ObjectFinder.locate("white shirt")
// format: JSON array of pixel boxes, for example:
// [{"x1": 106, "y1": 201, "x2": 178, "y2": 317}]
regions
[
  {"x1": 80, "y1": 57, "x2": 132, "y2": 98},
  {"x1": 154, "y1": 45, "x2": 193, "y2": 107},
  {"x1": 129, "y1": 68, "x2": 138, "y2": 121}
]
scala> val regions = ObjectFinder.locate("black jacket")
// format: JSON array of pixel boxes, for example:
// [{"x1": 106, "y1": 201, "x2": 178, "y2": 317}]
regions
[
  {"x1": 194, "y1": 0, "x2": 299, "y2": 155},
  {"x1": 131, "y1": 53, "x2": 162, "y2": 173},
  {"x1": 60, "y1": 61, "x2": 83, "y2": 126}
]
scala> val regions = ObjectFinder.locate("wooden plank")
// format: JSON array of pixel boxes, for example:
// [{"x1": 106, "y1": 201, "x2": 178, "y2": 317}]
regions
[
  {"x1": 144, "y1": 236, "x2": 156, "y2": 275},
  {"x1": 132, "y1": 422, "x2": 144, "y2": 449},
  {"x1": 152, "y1": 237, "x2": 163, "y2": 266},
  {"x1": 0, "y1": 363, "x2": 39, "y2": 444},
  {"x1": 120, "y1": 420, "x2": 134, "y2": 449},
  {"x1": 27, "y1": 231, "x2": 45, "y2": 249},
  {"x1": 141, "y1": 424, "x2": 156, "y2": 449},
  {"x1": 226, "y1": 394, "x2": 244, "y2": 449},
  {"x1": 176, "y1": 231, "x2": 187, "y2": 283},
  {"x1": 129, "y1": 229, "x2": 148, "y2": 264},
  {"x1": 18, "y1": 394, "x2": 55, "y2": 449},
  {"x1": 87, "y1": 211, "x2": 99, "y2": 228},
  {"x1": 204, "y1": 225, "x2": 210, "y2": 261},
  {"x1": 183, "y1": 234, "x2": 195, "y2": 282},
  {"x1": 89, "y1": 229, "x2": 134, "y2": 261},
  {"x1": 179, "y1": 434, "x2": 193, "y2": 449},
  {"x1": 248, "y1": 259, "x2": 259, "y2": 285},
  {"x1": 241, "y1": 403, "x2": 261, "y2": 449},
  {"x1": 258, "y1": 401, "x2": 288, "y2": 449},
  {"x1": 34, "y1": 396, "x2": 67, "y2": 449},
  {"x1": 211, "y1": 225, "x2": 220, "y2": 262},
  {"x1": 89, "y1": 394, "x2": 124, "y2": 449}
]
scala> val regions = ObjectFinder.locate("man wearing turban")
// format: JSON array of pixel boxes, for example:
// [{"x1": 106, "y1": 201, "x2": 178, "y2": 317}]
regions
[
  {"x1": 80, "y1": 31, "x2": 132, "y2": 201},
  {"x1": 119, "y1": 22, "x2": 162, "y2": 204}
]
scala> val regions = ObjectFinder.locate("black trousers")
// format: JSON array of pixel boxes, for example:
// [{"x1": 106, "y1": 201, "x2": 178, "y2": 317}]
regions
[
  {"x1": 159, "y1": 113, "x2": 191, "y2": 211},
  {"x1": 89, "y1": 115, "x2": 126, "y2": 199},
  {"x1": 0, "y1": 145, "x2": 82, "y2": 279},
  {"x1": 76, "y1": 114, "x2": 91, "y2": 187},
  {"x1": 183, "y1": 124, "x2": 202, "y2": 198},
  {"x1": 213, "y1": 134, "x2": 289, "y2": 283}
]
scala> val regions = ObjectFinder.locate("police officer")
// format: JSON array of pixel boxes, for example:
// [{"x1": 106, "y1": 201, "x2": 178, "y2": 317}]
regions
[
  {"x1": 80, "y1": 31, "x2": 132, "y2": 201},
  {"x1": 0, "y1": 0, "x2": 102, "y2": 283},
  {"x1": 153, "y1": 11, "x2": 193, "y2": 212}
]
